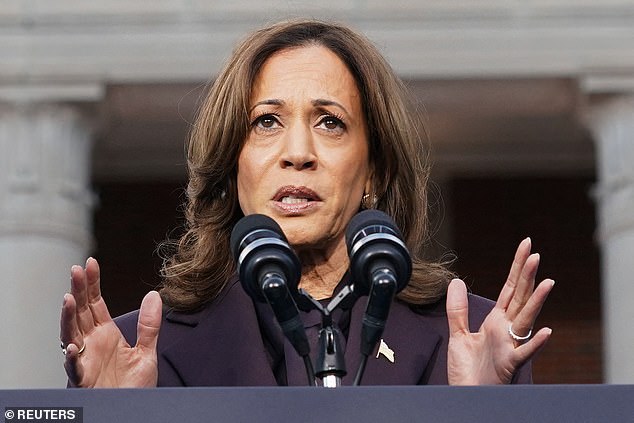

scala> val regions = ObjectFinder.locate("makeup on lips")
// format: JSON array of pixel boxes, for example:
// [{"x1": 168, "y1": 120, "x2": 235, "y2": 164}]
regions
[{"x1": 271, "y1": 185, "x2": 322, "y2": 214}]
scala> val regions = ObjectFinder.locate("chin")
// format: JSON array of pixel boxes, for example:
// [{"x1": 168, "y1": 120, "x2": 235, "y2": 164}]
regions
[
  {"x1": 281, "y1": 228, "x2": 316, "y2": 247},
  {"x1": 277, "y1": 223, "x2": 318, "y2": 248}
]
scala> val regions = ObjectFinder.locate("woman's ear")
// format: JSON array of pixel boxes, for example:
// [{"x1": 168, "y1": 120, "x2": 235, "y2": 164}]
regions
[
  {"x1": 364, "y1": 164, "x2": 375, "y2": 195},
  {"x1": 361, "y1": 171, "x2": 377, "y2": 210},
  {"x1": 364, "y1": 179, "x2": 373, "y2": 198}
]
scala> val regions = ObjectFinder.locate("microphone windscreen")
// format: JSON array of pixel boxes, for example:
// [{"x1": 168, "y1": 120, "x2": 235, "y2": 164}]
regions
[
  {"x1": 230, "y1": 214, "x2": 284, "y2": 260},
  {"x1": 345, "y1": 210, "x2": 401, "y2": 252},
  {"x1": 346, "y1": 209, "x2": 411, "y2": 295}
]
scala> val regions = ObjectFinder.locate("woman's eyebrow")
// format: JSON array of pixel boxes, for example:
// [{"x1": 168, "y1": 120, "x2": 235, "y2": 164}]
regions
[
  {"x1": 248, "y1": 98, "x2": 350, "y2": 116},
  {"x1": 249, "y1": 99, "x2": 284, "y2": 113},
  {"x1": 312, "y1": 99, "x2": 349, "y2": 115}
]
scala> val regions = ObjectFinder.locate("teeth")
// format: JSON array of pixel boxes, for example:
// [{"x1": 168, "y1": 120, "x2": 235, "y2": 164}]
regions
[{"x1": 281, "y1": 196, "x2": 310, "y2": 204}]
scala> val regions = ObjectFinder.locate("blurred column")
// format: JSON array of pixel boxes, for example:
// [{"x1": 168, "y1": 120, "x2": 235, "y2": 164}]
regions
[
  {"x1": 0, "y1": 99, "x2": 96, "y2": 387},
  {"x1": 588, "y1": 95, "x2": 634, "y2": 383}
]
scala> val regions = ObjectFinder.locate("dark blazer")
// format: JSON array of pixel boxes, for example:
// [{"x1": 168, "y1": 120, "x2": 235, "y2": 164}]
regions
[{"x1": 115, "y1": 278, "x2": 531, "y2": 386}]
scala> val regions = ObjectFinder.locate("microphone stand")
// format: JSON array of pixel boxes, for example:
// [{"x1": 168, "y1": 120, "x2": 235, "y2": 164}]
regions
[
  {"x1": 315, "y1": 315, "x2": 346, "y2": 387},
  {"x1": 298, "y1": 285, "x2": 357, "y2": 387}
]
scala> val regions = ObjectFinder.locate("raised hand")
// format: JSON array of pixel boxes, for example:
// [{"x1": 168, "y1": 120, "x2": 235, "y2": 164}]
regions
[
  {"x1": 446, "y1": 238, "x2": 554, "y2": 385},
  {"x1": 60, "y1": 258, "x2": 162, "y2": 388}
]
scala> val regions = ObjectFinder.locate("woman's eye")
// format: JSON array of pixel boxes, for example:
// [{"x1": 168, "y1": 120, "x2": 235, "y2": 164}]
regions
[
  {"x1": 252, "y1": 114, "x2": 279, "y2": 130},
  {"x1": 318, "y1": 116, "x2": 345, "y2": 132}
]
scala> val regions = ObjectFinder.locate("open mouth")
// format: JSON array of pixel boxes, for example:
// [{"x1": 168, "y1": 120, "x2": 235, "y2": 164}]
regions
[
  {"x1": 273, "y1": 186, "x2": 321, "y2": 203},
  {"x1": 280, "y1": 196, "x2": 312, "y2": 204}
]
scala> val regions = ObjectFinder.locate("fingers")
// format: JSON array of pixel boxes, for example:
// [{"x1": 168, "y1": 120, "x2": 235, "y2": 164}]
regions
[
  {"x1": 506, "y1": 253, "x2": 540, "y2": 319},
  {"x1": 85, "y1": 258, "x2": 112, "y2": 325},
  {"x1": 60, "y1": 293, "x2": 84, "y2": 349},
  {"x1": 496, "y1": 237, "x2": 532, "y2": 310},
  {"x1": 63, "y1": 257, "x2": 111, "y2": 387},
  {"x1": 70, "y1": 264, "x2": 95, "y2": 334},
  {"x1": 136, "y1": 291, "x2": 162, "y2": 352},
  {"x1": 60, "y1": 293, "x2": 84, "y2": 386},
  {"x1": 513, "y1": 327, "x2": 553, "y2": 367},
  {"x1": 510, "y1": 278, "x2": 555, "y2": 339},
  {"x1": 509, "y1": 278, "x2": 554, "y2": 369},
  {"x1": 70, "y1": 258, "x2": 113, "y2": 331},
  {"x1": 446, "y1": 279, "x2": 469, "y2": 336},
  {"x1": 63, "y1": 342, "x2": 85, "y2": 387}
]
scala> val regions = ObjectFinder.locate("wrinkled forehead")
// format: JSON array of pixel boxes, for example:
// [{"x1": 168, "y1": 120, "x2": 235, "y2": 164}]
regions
[{"x1": 249, "y1": 46, "x2": 365, "y2": 120}]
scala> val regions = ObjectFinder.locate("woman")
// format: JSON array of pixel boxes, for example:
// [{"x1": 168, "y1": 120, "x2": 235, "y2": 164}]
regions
[{"x1": 60, "y1": 19, "x2": 553, "y2": 387}]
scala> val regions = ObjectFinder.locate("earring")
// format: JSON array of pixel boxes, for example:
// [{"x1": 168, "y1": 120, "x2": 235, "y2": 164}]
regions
[{"x1": 361, "y1": 192, "x2": 377, "y2": 209}]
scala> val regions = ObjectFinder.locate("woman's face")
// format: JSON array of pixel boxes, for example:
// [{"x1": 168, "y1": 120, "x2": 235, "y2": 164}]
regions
[{"x1": 237, "y1": 45, "x2": 371, "y2": 254}]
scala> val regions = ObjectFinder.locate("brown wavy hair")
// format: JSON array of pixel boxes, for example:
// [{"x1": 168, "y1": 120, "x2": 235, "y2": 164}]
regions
[{"x1": 160, "y1": 19, "x2": 454, "y2": 311}]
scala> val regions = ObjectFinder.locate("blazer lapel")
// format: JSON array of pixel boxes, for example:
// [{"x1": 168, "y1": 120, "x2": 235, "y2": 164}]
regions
[
  {"x1": 159, "y1": 279, "x2": 277, "y2": 386},
  {"x1": 342, "y1": 299, "x2": 442, "y2": 385}
]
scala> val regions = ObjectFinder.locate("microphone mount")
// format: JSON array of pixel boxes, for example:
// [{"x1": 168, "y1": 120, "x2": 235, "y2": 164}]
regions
[{"x1": 297, "y1": 285, "x2": 358, "y2": 387}]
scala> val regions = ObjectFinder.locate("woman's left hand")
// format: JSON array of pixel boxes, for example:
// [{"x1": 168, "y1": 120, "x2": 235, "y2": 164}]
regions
[{"x1": 446, "y1": 237, "x2": 554, "y2": 385}]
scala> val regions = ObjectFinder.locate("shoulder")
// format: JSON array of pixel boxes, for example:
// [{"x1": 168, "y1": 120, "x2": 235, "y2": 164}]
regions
[{"x1": 114, "y1": 275, "x2": 245, "y2": 345}]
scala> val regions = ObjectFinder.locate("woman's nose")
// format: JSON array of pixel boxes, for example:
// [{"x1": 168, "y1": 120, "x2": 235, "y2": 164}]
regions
[{"x1": 279, "y1": 124, "x2": 317, "y2": 170}]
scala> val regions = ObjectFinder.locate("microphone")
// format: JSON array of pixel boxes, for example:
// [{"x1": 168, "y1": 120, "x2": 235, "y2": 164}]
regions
[
  {"x1": 346, "y1": 210, "x2": 412, "y2": 361},
  {"x1": 231, "y1": 214, "x2": 310, "y2": 360}
]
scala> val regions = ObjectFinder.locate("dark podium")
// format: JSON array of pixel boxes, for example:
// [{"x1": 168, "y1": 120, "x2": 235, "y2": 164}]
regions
[{"x1": 2, "y1": 385, "x2": 633, "y2": 422}]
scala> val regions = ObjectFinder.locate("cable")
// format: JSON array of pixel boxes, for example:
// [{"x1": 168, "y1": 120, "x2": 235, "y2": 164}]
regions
[{"x1": 353, "y1": 354, "x2": 369, "y2": 386}]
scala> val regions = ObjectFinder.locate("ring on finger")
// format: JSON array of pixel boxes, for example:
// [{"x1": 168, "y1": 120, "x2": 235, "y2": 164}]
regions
[
  {"x1": 61, "y1": 341, "x2": 86, "y2": 356},
  {"x1": 508, "y1": 323, "x2": 532, "y2": 342}
]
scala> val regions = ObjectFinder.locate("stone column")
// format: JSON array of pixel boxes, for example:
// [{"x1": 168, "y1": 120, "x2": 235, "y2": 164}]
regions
[
  {"x1": 0, "y1": 102, "x2": 95, "y2": 387},
  {"x1": 588, "y1": 95, "x2": 634, "y2": 383}
]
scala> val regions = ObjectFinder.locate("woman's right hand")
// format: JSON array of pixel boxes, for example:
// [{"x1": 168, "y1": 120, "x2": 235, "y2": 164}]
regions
[{"x1": 60, "y1": 258, "x2": 162, "y2": 388}]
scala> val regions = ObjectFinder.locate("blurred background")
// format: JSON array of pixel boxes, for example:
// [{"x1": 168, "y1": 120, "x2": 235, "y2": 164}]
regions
[{"x1": 1, "y1": 1, "x2": 633, "y2": 387}]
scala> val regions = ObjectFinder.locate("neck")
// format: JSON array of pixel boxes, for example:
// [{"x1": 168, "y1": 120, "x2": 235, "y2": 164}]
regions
[{"x1": 296, "y1": 238, "x2": 349, "y2": 300}]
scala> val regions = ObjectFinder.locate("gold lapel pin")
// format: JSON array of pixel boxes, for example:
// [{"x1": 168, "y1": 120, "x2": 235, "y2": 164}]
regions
[{"x1": 376, "y1": 338, "x2": 395, "y2": 363}]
